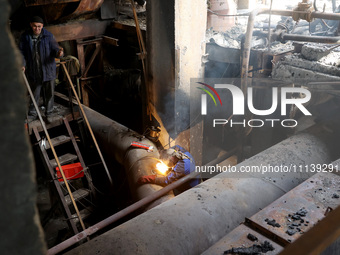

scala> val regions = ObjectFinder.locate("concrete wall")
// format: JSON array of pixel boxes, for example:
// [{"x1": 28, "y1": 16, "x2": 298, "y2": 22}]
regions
[
  {"x1": 174, "y1": 0, "x2": 207, "y2": 164},
  {"x1": 0, "y1": 1, "x2": 46, "y2": 254}
]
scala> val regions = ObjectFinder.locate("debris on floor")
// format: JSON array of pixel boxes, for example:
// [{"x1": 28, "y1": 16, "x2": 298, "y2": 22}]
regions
[{"x1": 223, "y1": 240, "x2": 274, "y2": 255}]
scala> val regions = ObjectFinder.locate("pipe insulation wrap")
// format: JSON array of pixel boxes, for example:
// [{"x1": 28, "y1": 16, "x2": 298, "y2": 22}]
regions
[{"x1": 67, "y1": 116, "x2": 340, "y2": 254}]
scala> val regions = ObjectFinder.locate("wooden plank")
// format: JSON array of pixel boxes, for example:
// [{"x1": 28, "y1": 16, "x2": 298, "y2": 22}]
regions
[
  {"x1": 102, "y1": 36, "x2": 119, "y2": 46},
  {"x1": 50, "y1": 153, "x2": 78, "y2": 168},
  {"x1": 45, "y1": 19, "x2": 111, "y2": 42},
  {"x1": 65, "y1": 189, "x2": 90, "y2": 205},
  {"x1": 44, "y1": 135, "x2": 71, "y2": 149},
  {"x1": 77, "y1": 37, "x2": 102, "y2": 46}
]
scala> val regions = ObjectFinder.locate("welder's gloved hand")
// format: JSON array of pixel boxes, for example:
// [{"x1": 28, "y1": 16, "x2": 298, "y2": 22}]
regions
[{"x1": 138, "y1": 175, "x2": 156, "y2": 184}]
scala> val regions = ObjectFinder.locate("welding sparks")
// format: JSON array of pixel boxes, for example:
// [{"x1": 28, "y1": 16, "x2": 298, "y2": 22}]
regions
[{"x1": 156, "y1": 162, "x2": 168, "y2": 175}]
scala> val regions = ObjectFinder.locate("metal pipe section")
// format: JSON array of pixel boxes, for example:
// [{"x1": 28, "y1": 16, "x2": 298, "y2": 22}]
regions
[
  {"x1": 65, "y1": 122, "x2": 340, "y2": 255},
  {"x1": 282, "y1": 33, "x2": 340, "y2": 44},
  {"x1": 82, "y1": 106, "x2": 174, "y2": 207},
  {"x1": 312, "y1": 11, "x2": 340, "y2": 20}
]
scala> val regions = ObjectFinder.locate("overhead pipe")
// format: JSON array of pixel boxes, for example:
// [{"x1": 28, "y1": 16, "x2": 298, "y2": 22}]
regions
[
  {"x1": 82, "y1": 106, "x2": 174, "y2": 207},
  {"x1": 65, "y1": 122, "x2": 340, "y2": 255}
]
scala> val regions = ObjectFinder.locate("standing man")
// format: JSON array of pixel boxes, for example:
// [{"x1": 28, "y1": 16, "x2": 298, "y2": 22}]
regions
[
  {"x1": 19, "y1": 16, "x2": 63, "y2": 120},
  {"x1": 138, "y1": 145, "x2": 200, "y2": 193}
]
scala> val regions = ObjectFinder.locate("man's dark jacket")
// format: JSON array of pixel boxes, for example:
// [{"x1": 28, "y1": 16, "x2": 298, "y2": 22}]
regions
[{"x1": 19, "y1": 28, "x2": 60, "y2": 82}]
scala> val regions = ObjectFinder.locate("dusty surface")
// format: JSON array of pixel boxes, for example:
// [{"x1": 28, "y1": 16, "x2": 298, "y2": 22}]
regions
[
  {"x1": 272, "y1": 42, "x2": 340, "y2": 86},
  {"x1": 301, "y1": 43, "x2": 340, "y2": 63},
  {"x1": 206, "y1": 25, "x2": 245, "y2": 48}
]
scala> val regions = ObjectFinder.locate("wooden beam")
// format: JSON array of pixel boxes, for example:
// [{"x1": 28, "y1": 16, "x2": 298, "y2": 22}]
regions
[
  {"x1": 102, "y1": 36, "x2": 119, "y2": 46},
  {"x1": 83, "y1": 44, "x2": 101, "y2": 77},
  {"x1": 45, "y1": 19, "x2": 111, "y2": 42}
]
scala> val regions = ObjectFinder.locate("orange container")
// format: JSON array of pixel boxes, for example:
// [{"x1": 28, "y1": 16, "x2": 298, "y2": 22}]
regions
[{"x1": 56, "y1": 162, "x2": 84, "y2": 182}]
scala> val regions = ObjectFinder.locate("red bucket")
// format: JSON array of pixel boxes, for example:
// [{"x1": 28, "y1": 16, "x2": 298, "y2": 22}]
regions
[{"x1": 56, "y1": 162, "x2": 84, "y2": 182}]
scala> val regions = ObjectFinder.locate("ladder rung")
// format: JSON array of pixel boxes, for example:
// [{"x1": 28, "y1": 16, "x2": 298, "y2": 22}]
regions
[
  {"x1": 65, "y1": 189, "x2": 90, "y2": 206},
  {"x1": 50, "y1": 153, "x2": 78, "y2": 168},
  {"x1": 45, "y1": 135, "x2": 71, "y2": 149},
  {"x1": 70, "y1": 207, "x2": 93, "y2": 224}
]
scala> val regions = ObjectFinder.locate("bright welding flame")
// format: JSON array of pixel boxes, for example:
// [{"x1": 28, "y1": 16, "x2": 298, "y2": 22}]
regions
[{"x1": 156, "y1": 162, "x2": 168, "y2": 175}]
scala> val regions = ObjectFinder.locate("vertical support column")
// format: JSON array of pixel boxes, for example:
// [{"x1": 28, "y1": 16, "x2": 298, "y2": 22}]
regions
[
  {"x1": 147, "y1": 0, "x2": 207, "y2": 164},
  {"x1": 147, "y1": 0, "x2": 175, "y2": 131},
  {"x1": 174, "y1": 0, "x2": 207, "y2": 164},
  {"x1": 76, "y1": 38, "x2": 103, "y2": 107}
]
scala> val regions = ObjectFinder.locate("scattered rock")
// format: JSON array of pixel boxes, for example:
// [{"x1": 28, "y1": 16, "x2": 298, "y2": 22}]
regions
[
  {"x1": 332, "y1": 193, "x2": 339, "y2": 199},
  {"x1": 247, "y1": 233, "x2": 258, "y2": 242},
  {"x1": 265, "y1": 218, "x2": 281, "y2": 228},
  {"x1": 286, "y1": 229, "x2": 297, "y2": 236}
]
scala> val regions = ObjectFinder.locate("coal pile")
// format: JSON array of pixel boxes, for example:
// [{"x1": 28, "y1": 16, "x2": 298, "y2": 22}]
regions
[
  {"x1": 224, "y1": 240, "x2": 274, "y2": 255},
  {"x1": 265, "y1": 218, "x2": 281, "y2": 228},
  {"x1": 285, "y1": 208, "x2": 308, "y2": 236}
]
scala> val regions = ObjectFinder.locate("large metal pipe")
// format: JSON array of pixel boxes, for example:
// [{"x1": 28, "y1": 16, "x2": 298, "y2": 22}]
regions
[
  {"x1": 82, "y1": 106, "x2": 174, "y2": 207},
  {"x1": 48, "y1": 171, "x2": 198, "y2": 255},
  {"x1": 65, "y1": 122, "x2": 340, "y2": 255},
  {"x1": 48, "y1": 146, "x2": 234, "y2": 254}
]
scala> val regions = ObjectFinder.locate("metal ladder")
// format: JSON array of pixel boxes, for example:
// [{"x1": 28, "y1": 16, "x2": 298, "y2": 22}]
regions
[
  {"x1": 23, "y1": 62, "x2": 112, "y2": 236},
  {"x1": 33, "y1": 118, "x2": 94, "y2": 234}
]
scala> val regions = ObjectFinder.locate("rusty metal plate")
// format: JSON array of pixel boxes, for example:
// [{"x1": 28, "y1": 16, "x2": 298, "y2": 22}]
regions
[
  {"x1": 24, "y1": 0, "x2": 79, "y2": 7},
  {"x1": 203, "y1": 224, "x2": 283, "y2": 255},
  {"x1": 247, "y1": 172, "x2": 340, "y2": 245},
  {"x1": 62, "y1": 0, "x2": 104, "y2": 20}
]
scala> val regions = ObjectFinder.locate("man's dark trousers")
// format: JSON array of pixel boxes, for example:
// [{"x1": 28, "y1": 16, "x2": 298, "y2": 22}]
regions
[{"x1": 28, "y1": 79, "x2": 55, "y2": 116}]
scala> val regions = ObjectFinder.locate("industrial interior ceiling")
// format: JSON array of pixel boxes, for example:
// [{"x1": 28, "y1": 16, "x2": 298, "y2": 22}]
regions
[{"x1": 1, "y1": 0, "x2": 340, "y2": 254}]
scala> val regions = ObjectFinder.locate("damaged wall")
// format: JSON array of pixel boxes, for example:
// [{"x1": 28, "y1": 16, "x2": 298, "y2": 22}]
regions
[{"x1": 0, "y1": 0, "x2": 46, "y2": 254}]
